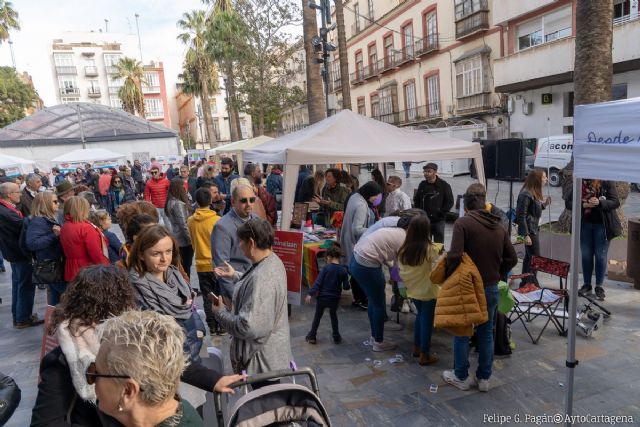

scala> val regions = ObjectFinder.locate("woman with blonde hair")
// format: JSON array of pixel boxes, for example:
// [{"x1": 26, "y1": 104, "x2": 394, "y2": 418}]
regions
[
  {"x1": 516, "y1": 169, "x2": 551, "y2": 285},
  {"x1": 25, "y1": 192, "x2": 66, "y2": 305},
  {"x1": 59, "y1": 196, "x2": 109, "y2": 281}
]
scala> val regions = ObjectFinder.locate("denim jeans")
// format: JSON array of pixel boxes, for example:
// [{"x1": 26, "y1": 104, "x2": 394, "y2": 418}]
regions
[
  {"x1": 308, "y1": 298, "x2": 340, "y2": 338},
  {"x1": 430, "y1": 220, "x2": 446, "y2": 244},
  {"x1": 349, "y1": 258, "x2": 386, "y2": 342},
  {"x1": 47, "y1": 282, "x2": 67, "y2": 306},
  {"x1": 11, "y1": 261, "x2": 35, "y2": 324},
  {"x1": 453, "y1": 284, "x2": 498, "y2": 380},
  {"x1": 413, "y1": 299, "x2": 436, "y2": 354},
  {"x1": 580, "y1": 221, "x2": 610, "y2": 286}
]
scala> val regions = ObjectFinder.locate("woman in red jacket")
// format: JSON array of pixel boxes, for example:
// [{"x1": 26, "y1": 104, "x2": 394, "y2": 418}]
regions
[{"x1": 59, "y1": 196, "x2": 109, "y2": 281}]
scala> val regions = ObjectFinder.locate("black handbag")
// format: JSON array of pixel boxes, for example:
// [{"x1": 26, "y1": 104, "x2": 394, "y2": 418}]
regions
[
  {"x1": 0, "y1": 372, "x2": 21, "y2": 425},
  {"x1": 32, "y1": 258, "x2": 64, "y2": 284}
]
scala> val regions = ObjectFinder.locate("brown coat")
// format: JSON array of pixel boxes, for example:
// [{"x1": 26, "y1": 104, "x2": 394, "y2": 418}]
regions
[{"x1": 431, "y1": 253, "x2": 487, "y2": 337}]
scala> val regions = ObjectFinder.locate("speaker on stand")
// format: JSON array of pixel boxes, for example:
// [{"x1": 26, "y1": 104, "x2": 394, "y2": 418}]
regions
[{"x1": 495, "y1": 139, "x2": 527, "y2": 232}]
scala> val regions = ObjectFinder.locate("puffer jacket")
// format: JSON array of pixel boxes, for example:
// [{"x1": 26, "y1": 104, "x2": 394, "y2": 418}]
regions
[
  {"x1": 431, "y1": 253, "x2": 487, "y2": 337},
  {"x1": 166, "y1": 197, "x2": 192, "y2": 247},
  {"x1": 24, "y1": 216, "x2": 63, "y2": 262},
  {"x1": 143, "y1": 176, "x2": 170, "y2": 208}
]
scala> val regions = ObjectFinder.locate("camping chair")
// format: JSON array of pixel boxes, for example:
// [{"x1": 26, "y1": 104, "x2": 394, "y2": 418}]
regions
[{"x1": 508, "y1": 256, "x2": 570, "y2": 344}]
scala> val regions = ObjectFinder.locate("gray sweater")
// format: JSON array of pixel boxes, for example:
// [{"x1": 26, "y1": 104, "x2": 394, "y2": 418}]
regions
[
  {"x1": 211, "y1": 209, "x2": 257, "y2": 298},
  {"x1": 340, "y1": 193, "x2": 375, "y2": 264},
  {"x1": 214, "y1": 253, "x2": 292, "y2": 374}
]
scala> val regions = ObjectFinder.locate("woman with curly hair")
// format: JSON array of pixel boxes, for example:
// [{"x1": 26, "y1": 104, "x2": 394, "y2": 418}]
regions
[{"x1": 31, "y1": 265, "x2": 137, "y2": 426}]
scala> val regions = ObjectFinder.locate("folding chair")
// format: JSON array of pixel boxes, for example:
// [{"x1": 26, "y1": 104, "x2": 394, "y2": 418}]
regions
[{"x1": 508, "y1": 256, "x2": 570, "y2": 344}]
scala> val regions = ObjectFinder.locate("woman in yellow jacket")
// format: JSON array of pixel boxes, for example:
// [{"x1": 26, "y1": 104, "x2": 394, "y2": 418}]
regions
[{"x1": 398, "y1": 215, "x2": 444, "y2": 366}]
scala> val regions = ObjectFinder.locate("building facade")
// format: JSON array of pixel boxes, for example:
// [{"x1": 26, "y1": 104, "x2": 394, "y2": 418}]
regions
[
  {"x1": 493, "y1": 0, "x2": 640, "y2": 140},
  {"x1": 176, "y1": 75, "x2": 253, "y2": 149},
  {"x1": 279, "y1": 40, "x2": 311, "y2": 134},
  {"x1": 50, "y1": 33, "x2": 172, "y2": 128},
  {"x1": 324, "y1": 0, "x2": 505, "y2": 139}
]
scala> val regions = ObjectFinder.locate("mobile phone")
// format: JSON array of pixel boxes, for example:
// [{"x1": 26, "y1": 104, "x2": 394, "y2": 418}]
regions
[{"x1": 207, "y1": 292, "x2": 219, "y2": 303}]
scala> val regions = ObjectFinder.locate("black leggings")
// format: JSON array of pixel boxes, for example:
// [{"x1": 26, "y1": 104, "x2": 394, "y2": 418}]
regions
[
  {"x1": 179, "y1": 246, "x2": 194, "y2": 279},
  {"x1": 308, "y1": 299, "x2": 340, "y2": 338},
  {"x1": 521, "y1": 233, "x2": 540, "y2": 284}
]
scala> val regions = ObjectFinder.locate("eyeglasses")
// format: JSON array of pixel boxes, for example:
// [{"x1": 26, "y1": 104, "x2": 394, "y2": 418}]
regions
[
  {"x1": 151, "y1": 171, "x2": 159, "y2": 175},
  {"x1": 85, "y1": 362, "x2": 134, "y2": 386},
  {"x1": 239, "y1": 197, "x2": 256, "y2": 204}
]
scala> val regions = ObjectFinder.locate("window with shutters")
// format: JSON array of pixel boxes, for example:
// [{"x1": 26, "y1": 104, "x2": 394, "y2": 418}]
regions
[
  {"x1": 370, "y1": 93, "x2": 379, "y2": 118},
  {"x1": 404, "y1": 80, "x2": 417, "y2": 120},
  {"x1": 384, "y1": 35, "x2": 394, "y2": 67},
  {"x1": 426, "y1": 74, "x2": 441, "y2": 117}
]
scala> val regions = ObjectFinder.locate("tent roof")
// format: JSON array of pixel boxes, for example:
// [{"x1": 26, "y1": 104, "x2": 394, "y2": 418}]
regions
[
  {"x1": 215, "y1": 135, "x2": 274, "y2": 154},
  {"x1": 243, "y1": 110, "x2": 481, "y2": 165},
  {"x1": 0, "y1": 153, "x2": 36, "y2": 168},
  {"x1": 51, "y1": 147, "x2": 127, "y2": 163},
  {"x1": 0, "y1": 103, "x2": 176, "y2": 147}
]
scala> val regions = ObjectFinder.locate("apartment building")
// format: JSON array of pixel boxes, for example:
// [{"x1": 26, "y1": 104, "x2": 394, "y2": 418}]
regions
[
  {"x1": 176, "y1": 75, "x2": 253, "y2": 148},
  {"x1": 327, "y1": 0, "x2": 506, "y2": 139},
  {"x1": 50, "y1": 32, "x2": 171, "y2": 128},
  {"x1": 280, "y1": 40, "x2": 311, "y2": 134},
  {"x1": 493, "y1": 0, "x2": 640, "y2": 140}
]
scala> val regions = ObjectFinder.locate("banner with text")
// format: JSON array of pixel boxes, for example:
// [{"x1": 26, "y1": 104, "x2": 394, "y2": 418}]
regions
[
  {"x1": 273, "y1": 230, "x2": 304, "y2": 305},
  {"x1": 574, "y1": 97, "x2": 640, "y2": 182}
]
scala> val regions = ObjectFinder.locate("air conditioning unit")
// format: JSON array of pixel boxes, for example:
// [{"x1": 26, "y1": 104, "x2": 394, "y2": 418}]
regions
[
  {"x1": 523, "y1": 102, "x2": 533, "y2": 115},
  {"x1": 446, "y1": 105, "x2": 454, "y2": 114}
]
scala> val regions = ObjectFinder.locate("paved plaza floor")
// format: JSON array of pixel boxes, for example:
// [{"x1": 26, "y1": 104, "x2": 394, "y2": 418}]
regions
[{"x1": 2, "y1": 174, "x2": 640, "y2": 426}]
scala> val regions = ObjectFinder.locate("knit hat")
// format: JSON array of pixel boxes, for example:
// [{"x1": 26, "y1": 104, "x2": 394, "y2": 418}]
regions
[
  {"x1": 55, "y1": 181, "x2": 74, "y2": 197},
  {"x1": 357, "y1": 181, "x2": 383, "y2": 201}
]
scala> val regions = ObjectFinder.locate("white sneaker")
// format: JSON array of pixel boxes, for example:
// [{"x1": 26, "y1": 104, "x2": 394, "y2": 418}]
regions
[
  {"x1": 385, "y1": 321, "x2": 403, "y2": 331},
  {"x1": 476, "y1": 376, "x2": 490, "y2": 392},
  {"x1": 442, "y1": 370, "x2": 476, "y2": 391},
  {"x1": 372, "y1": 340, "x2": 397, "y2": 352},
  {"x1": 401, "y1": 300, "x2": 410, "y2": 313}
]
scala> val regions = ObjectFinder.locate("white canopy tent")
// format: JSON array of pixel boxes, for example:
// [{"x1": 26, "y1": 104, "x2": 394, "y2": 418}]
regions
[
  {"x1": 50, "y1": 148, "x2": 127, "y2": 172},
  {"x1": 243, "y1": 109, "x2": 486, "y2": 231},
  {"x1": 206, "y1": 135, "x2": 273, "y2": 173},
  {"x1": 0, "y1": 153, "x2": 36, "y2": 176},
  {"x1": 565, "y1": 97, "x2": 640, "y2": 423}
]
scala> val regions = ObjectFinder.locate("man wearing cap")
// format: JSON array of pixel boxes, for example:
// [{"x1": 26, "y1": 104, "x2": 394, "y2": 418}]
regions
[
  {"x1": 0, "y1": 182, "x2": 43, "y2": 329},
  {"x1": 55, "y1": 181, "x2": 75, "y2": 225},
  {"x1": 414, "y1": 163, "x2": 453, "y2": 243}
]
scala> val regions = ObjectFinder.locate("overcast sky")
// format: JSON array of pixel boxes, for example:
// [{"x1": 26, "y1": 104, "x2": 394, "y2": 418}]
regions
[{"x1": 0, "y1": 0, "x2": 303, "y2": 107}]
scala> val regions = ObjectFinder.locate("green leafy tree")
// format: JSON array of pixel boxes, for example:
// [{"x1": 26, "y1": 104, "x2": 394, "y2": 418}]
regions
[
  {"x1": 234, "y1": 0, "x2": 301, "y2": 135},
  {"x1": 113, "y1": 57, "x2": 146, "y2": 116},
  {"x1": 178, "y1": 9, "x2": 218, "y2": 145},
  {"x1": 0, "y1": 0, "x2": 20, "y2": 44},
  {"x1": 0, "y1": 66, "x2": 37, "y2": 127}
]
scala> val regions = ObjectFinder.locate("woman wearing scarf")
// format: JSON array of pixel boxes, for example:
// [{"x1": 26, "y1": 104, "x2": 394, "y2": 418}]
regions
[
  {"x1": 340, "y1": 182, "x2": 383, "y2": 310},
  {"x1": 106, "y1": 174, "x2": 135, "y2": 218}
]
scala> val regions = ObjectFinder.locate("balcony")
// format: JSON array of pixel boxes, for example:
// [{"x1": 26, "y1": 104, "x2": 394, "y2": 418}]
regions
[
  {"x1": 378, "y1": 53, "x2": 398, "y2": 74},
  {"x1": 373, "y1": 111, "x2": 400, "y2": 125},
  {"x1": 351, "y1": 20, "x2": 361, "y2": 37},
  {"x1": 59, "y1": 87, "x2": 80, "y2": 96},
  {"x1": 105, "y1": 65, "x2": 119, "y2": 74},
  {"x1": 56, "y1": 66, "x2": 77, "y2": 75},
  {"x1": 84, "y1": 66, "x2": 98, "y2": 77},
  {"x1": 397, "y1": 102, "x2": 442, "y2": 125},
  {"x1": 363, "y1": 11, "x2": 374, "y2": 29},
  {"x1": 394, "y1": 45, "x2": 415, "y2": 67},
  {"x1": 415, "y1": 36, "x2": 439, "y2": 56},
  {"x1": 363, "y1": 61, "x2": 380, "y2": 80},
  {"x1": 108, "y1": 86, "x2": 122, "y2": 95},
  {"x1": 455, "y1": 0, "x2": 489, "y2": 40},
  {"x1": 456, "y1": 93, "x2": 492, "y2": 114},
  {"x1": 146, "y1": 110, "x2": 164, "y2": 119},
  {"x1": 329, "y1": 73, "x2": 342, "y2": 93},
  {"x1": 142, "y1": 85, "x2": 161, "y2": 94},
  {"x1": 88, "y1": 87, "x2": 101, "y2": 98},
  {"x1": 350, "y1": 68, "x2": 365, "y2": 85}
]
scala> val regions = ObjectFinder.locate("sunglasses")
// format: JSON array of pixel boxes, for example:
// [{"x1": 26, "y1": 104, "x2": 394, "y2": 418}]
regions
[
  {"x1": 85, "y1": 361, "x2": 134, "y2": 386},
  {"x1": 151, "y1": 171, "x2": 159, "y2": 175},
  {"x1": 239, "y1": 197, "x2": 256, "y2": 204},
  {"x1": 114, "y1": 180, "x2": 121, "y2": 183}
]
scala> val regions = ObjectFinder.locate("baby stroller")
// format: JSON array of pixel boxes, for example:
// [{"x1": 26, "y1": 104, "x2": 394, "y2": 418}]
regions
[{"x1": 214, "y1": 366, "x2": 331, "y2": 427}]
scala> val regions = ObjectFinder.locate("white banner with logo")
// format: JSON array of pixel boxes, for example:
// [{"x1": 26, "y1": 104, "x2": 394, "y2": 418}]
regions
[{"x1": 574, "y1": 97, "x2": 640, "y2": 182}]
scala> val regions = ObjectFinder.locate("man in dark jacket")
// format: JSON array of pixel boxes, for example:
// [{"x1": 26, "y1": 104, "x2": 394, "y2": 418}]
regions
[
  {"x1": 179, "y1": 165, "x2": 198, "y2": 201},
  {"x1": 244, "y1": 163, "x2": 277, "y2": 226},
  {"x1": 266, "y1": 165, "x2": 283, "y2": 209},
  {"x1": 442, "y1": 183, "x2": 517, "y2": 392},
  {"x1": 413, "y1": 163, "x2": 453, "y2": 243},
  {"x1": 0, "y1": 182, "x2": 42, "y2": 329},
  {"x1": 295, "y1": 165, "x2": 311, "y2": 203},
  {"x1": 19, "y1": 173, "x2": 42, "y2": 216},
  {"x1": 213, "y1": 157, "x2": 239, "y2": 215}
]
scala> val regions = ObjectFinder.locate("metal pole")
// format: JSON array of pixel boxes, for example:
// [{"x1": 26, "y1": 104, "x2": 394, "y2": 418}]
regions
[
  {"x1": 564, "y1": 176, "x2": 582, "y2": 425},
  {"x1": 77, "y1": 104, "x2": 87, "y2": 149},
  {"x1": 320, "y1": 0, "x2": 330, "y2": 118},
  {"x1": 134, "y1": 14, "x2": 143, "y2": 63},
  {"x1": 8, "y1": 38, "x2": 16, "y2": 69}
]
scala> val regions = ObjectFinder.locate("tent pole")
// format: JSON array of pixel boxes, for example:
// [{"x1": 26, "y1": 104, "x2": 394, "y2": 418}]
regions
[
  {"x1": 76, "y1": 104, "x2": 86, "y2": 150},
  {"x1": 564, "y1": 176, "x2": 582, "y2": 425}
]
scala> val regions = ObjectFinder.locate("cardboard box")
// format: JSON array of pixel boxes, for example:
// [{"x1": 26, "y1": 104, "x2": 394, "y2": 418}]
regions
[{"x1": 608, "y1": 260, "x2": 633, "y2": 283}]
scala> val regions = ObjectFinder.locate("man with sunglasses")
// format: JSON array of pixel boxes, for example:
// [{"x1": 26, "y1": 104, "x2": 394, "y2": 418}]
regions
[
  {"x1": 211, "y1": 185, "x2": 258, "y2": 301},
  {"x1": 143, "y1": 166, "x2": 170, "y2": 226}
]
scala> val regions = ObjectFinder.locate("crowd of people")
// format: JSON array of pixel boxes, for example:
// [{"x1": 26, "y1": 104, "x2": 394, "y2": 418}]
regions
[{"x1": 0, "y1": 156, "x2": 623, "y2": 425}]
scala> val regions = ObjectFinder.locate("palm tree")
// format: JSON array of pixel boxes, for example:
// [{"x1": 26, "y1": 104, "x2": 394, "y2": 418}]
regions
[
  {"x1": 334, "y1": 0, "x2": 351, "y2": 110},
  {"x1": 178, "y1": 10, "x2": 217, "y2": 146},
  {"x1": 113, "y1": 57, "x2": 146, "y2": 116},
  {"x1": 557, "y1": 0, "x2": 630, "y2": 233},
  {"x1": 0, "y1": 0, "x2": 20, "y2": 44},
  {"x1": 302, "y1": 0, "x2": 326, "y2": 124}
]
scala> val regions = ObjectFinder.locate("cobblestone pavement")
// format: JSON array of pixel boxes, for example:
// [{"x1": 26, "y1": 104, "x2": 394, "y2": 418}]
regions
[{"x1": 2, "y1": 174, "x2": 640, "y2": 426}]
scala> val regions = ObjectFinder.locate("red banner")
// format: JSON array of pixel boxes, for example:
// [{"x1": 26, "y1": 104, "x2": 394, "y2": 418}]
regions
[{"x1": 273, "y1": 230, "x2": 304, "y2": 305}]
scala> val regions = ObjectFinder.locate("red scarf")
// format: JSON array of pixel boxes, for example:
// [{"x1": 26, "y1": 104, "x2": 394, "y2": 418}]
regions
[{"x1": 0, "y1": 199, "x2": 23, "y2": 218}]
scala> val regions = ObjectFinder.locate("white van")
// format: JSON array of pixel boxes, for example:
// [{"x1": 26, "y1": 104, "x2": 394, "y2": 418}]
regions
[{"x1": 533, "y1": 135, "x2": 573, "y2": 187}]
